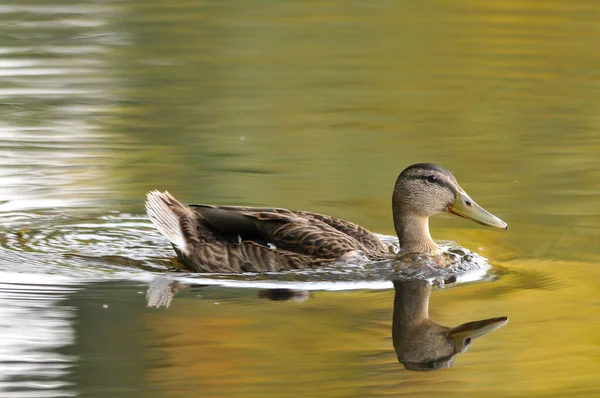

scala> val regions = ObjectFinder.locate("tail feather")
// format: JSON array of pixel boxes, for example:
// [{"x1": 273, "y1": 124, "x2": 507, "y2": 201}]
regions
[{"x1": 145, "y1": 190, "x2": 194, "y2": 255}]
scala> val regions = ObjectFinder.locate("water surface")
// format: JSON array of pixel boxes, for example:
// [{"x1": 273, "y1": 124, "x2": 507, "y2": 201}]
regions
[{"x1": 1, "y1": 0, "x2": 599, "y2": 397}]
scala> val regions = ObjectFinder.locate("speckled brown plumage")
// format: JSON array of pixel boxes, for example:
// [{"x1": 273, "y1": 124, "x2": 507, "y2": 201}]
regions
[{"x1": 146, "y1": 192, "x2": 391, "y2": 272}]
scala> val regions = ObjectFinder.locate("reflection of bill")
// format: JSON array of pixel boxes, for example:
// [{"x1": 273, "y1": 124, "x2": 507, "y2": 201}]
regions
[{"x1": 392, "y1": 280, "x2": 507, "y2": 371}]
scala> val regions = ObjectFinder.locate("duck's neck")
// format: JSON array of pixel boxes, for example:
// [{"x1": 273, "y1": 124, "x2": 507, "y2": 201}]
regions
[{"x1": 393, "y1": 214, "x2": 439, "y2": 254}]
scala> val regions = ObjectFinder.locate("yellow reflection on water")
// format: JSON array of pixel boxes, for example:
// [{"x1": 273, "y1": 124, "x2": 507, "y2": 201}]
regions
[{"x1": 143, "y1": 257, "x2": 600, "y2": 397}]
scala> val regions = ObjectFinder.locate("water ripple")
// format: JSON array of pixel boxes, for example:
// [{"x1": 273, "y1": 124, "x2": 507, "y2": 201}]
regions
[
  {"x1": 1, "y1": 211, "x2": 494, "y2": 290},
  {"x1": 0, "y1": 274, "x2": 79, "y2": 397}
]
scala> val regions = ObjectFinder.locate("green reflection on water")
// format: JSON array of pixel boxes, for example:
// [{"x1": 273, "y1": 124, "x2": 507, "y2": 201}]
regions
[{"x1": 105, "y1": 0, "x2": 600, "y2": 262}]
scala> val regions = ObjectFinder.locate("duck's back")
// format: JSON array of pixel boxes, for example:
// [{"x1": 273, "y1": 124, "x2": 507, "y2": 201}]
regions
[{"x1": 146, "y1": 191, "x2": 389, "y2": 272}]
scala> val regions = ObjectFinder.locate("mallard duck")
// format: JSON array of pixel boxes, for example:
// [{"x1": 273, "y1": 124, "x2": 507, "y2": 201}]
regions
[{"x1": 145, "y1": 163, "x2": 507, "y2": 272}]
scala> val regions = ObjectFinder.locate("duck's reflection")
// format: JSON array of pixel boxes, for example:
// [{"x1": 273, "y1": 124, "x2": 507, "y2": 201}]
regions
[
  {"x1": 392, "y1": 279, "x2": 507, "y2": 371},
  {"x1": 145, "y1": 278, "x2": 309, "y2": 307},
  {"x1": 145, "y1": 277, "x2": 507, "y2": 371}
]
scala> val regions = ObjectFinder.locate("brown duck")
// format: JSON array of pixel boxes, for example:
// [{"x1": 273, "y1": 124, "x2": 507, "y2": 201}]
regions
[{"x1": 145, "y1": 163, "x2": 508, "y2": 272}]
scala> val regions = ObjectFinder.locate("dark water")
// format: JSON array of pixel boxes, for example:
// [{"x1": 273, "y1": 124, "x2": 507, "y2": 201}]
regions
[{"x1": 1, "y1": 0, "x2": 600, "y2": 396}]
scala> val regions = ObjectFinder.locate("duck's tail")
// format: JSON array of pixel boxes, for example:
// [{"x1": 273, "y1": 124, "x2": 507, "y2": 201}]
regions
[{"x1": 145, "y1": 190, "x2": 197, "y2": 255}]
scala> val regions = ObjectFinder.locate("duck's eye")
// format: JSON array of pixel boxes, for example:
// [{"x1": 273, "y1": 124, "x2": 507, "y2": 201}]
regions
[
  {"x1": 464, "y1": 337, "x2": 472, "y2": 346},
  {"x1": 427, "y1": 175, "x2": 438, "y2": 183}
]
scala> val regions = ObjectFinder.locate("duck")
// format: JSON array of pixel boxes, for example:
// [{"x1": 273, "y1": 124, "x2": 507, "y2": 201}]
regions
[{"x1": 145, "y1": 163, "x2": 508, "y2": 273}]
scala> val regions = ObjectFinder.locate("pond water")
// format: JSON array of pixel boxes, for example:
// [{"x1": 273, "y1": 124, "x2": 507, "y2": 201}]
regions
[{"x1": 1, "y1": 0, "x2": 599, "y2": 397}]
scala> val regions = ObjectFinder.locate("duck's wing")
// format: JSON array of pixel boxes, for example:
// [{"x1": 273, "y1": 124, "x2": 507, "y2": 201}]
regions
[
  {"x1": 189, "y1": 204, "x2": 368, "y2": 259},
  {"x1": 146, "y1": 191, "x2": 368, "y2": 272},
  {"x1": 181, "y1": 238, "x2": 332, "y2": 273},
  {"x1": 196, "y1": 205, "x2": 389, "y2": 253},
  {"x1": 295, "y1": 211, "x2": 388, "y2": 253}
]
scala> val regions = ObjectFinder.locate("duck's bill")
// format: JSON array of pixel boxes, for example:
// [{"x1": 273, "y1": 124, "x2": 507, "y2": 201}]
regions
[{"x1": 447, "y1": 191, "x2": 508, "y2": 230}]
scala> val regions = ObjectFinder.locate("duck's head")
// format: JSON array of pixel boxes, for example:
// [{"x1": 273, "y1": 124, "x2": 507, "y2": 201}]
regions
[{"x1": 392, "y1": 163, "x2": 507, "y2": 253}]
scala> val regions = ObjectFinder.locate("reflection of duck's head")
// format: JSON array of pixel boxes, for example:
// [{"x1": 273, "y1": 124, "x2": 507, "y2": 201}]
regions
[
  {"x1": 393, "y1": 163, "x2": 508, "y2": 254},
  {"x1": 392, "y1": 280, "x2": 507, "y2": 371},
  {"x1": 397, "y1": 315, "x2": 508, "y2": 371}
]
